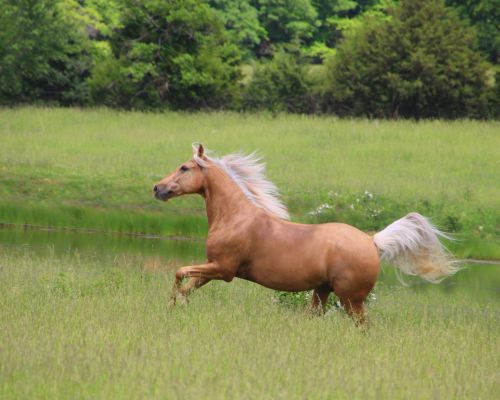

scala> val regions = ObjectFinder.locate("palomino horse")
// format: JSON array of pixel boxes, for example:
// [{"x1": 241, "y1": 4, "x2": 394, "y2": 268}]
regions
[{"x1": 154, "y1": 144, "x2": 457, "y2": 321}]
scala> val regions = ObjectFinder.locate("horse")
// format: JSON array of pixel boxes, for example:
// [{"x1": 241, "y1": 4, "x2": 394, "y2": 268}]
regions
[{"x1": 153, "y1": 143, "x2": 458, "y2": 321}]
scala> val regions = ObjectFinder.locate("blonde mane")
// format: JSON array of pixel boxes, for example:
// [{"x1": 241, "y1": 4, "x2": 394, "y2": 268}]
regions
[{"x1": 193, "y1": 147, "x2": 290, "y2": 220}]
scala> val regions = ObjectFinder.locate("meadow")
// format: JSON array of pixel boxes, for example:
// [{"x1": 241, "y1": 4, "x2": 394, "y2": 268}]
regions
[
  {"x1": 0, "y1": 246, "x2": 499, "y2": 399},
  {"x1": 0, "y1": 107, "x2": 499, "y2": 258},
  {"x1": 1, "y1": 108, "x2": 499, "y2": 399}
]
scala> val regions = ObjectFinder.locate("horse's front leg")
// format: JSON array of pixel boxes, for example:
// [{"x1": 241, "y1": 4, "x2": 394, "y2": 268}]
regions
[
  {"x1": 169, "y1": 262, "x2": 228, "y2": 306},
  {"x1": 179, "y1": 277, "x2": 211, "y2": 297}
]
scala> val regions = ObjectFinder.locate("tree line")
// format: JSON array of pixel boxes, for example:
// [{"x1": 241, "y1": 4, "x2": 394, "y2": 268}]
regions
[{"x1": 0, "y1": 0, "x2": 498, "y2": 118}]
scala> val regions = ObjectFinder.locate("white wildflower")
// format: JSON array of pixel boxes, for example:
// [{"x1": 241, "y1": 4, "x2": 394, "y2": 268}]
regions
[{"x1": 308, "y1": 203, "x2": 333, "y2": 216}]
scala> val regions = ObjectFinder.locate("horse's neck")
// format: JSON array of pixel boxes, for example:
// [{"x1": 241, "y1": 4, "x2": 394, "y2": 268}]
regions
[{"x1": 203, "y1": 166, "x2": 255, "y2": 228}]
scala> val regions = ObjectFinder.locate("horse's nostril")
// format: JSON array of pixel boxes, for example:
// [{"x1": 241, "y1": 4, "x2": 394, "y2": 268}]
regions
[{"x1": 153, "y1": 185, "x2": 158, "y2": 193}]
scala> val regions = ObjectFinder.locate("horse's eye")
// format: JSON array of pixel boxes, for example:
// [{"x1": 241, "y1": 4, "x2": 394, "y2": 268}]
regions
[{"x1": 180, "y1": 165, "x2": 189, "y2": 172}]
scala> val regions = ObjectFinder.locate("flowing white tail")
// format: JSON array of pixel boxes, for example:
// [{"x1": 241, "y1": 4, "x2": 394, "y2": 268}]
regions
[{"x1": 373, "y1": 212, "x2": 459, "y2": 283}]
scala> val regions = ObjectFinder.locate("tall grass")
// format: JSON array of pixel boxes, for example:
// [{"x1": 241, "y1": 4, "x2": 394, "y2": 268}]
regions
[
  {"x1": 0, "y1": 107, "x2": 499, "y2": 255},
  {"x1": 0, "y1": 248, "x2": 498, "y2": 399}
]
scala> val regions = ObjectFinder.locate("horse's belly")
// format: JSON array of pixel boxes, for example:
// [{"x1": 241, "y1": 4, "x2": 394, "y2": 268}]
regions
[
  {"x1": 237, "y1": 269, "x2": 322, "y2": 291},
  {"x1": 236, "y1": 223, "x2": 379, "y2": 292},
  {"x1": 237, "y1": 250, "x2": 328, "y2": 291}
]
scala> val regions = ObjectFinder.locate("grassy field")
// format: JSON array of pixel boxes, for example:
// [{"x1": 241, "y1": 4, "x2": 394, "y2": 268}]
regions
[
  {"x1": 0, "y1": 107, "x2": 499, "y2": 258},
  {"x1": 1, "y1": 107, "x2": 498, "y2": 399},
  {"x1": 0, "y1": 247, "x2": 499, "y2": 399}
]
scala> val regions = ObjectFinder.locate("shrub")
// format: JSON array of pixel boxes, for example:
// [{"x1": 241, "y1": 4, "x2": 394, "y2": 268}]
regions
[
  {"x1": 88, "y1": 0, "x2": 242, "y2": 110},
  {"x1": 242, "y1": 50, "x2": 318, "y2": 113},
  {"x1": 324, "y1": 0, "x2": 494, "y2": 119},
  {"x1": 446, "y1": 0, "x2": 500, "y2": 64},
  {"x1": 209, "y1": 0, "x2": 267, "y2": 59},
  {"x1": 0, "y1": 0, "x2": 92, "y2": 105}
]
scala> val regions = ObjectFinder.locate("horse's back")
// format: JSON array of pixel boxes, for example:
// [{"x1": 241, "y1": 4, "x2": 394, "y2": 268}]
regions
[{"x1": 319, "y1": 222, "x2": 377, "y2": 257}]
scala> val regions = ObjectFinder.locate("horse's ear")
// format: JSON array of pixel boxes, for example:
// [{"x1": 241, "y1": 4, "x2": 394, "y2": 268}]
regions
[
  {"x1": 192, "y1": 142, "x2": 205, "y2": 159},
  {"x1": 198, "y1": 144, "x2": 205, "y2": 158}
]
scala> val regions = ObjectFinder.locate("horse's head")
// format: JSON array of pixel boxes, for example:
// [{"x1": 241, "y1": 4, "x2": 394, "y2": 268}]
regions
[{"x1": 153, "y1": 143, "x2": 207, "y2": 201}]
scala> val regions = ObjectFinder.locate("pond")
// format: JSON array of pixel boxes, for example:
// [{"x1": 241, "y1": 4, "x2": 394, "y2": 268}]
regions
[{"x1": 0, "y1": 225, "x2": 499, "y2": 300}]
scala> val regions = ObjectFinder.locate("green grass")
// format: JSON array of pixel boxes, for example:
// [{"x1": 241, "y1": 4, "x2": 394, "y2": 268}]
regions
[
  {"x1": 0, "y1": 248, "x2": 498, "y2": 399},
  {"x1": 0, "y1": 107, "x2": 499, "y2": 257},
  {"x1": 2, "y1": 108, "x2": 498, "y2": 399}
]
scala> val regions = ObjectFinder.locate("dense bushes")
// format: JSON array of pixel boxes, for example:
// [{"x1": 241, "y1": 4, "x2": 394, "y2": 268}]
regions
[
  {"x1": 445, "y1": 0, "x2": 499, "y2": 64},
  {"x1": 0, "y1": 0, "x2": 498, "y2": 118},
  {"x1": 324, "y1": 0, "x2": 495, "y2": 118},
  {"x1": 242, "y1": 51, "x2": 318, "y2": 113},
  {"x1": 88, "y1": 0, "x2": 241, "y2": 110},
  {"x1": 0, "y1": 0, "x2": 92, "y2": 105}
]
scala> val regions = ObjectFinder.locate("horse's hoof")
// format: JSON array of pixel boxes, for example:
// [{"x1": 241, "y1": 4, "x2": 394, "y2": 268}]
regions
[
  {"x1": 168, "y1": 293, "x2": 188, "y2": 308},
  {"x1": 177, "y1": 294, "x2": 189, "y2": 306},
  {"x1": 168, "y1": 298, "x2": 176, "y2": 308}
]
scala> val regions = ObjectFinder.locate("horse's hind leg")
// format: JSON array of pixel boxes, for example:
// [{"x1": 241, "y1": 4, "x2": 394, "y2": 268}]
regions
[
  {"x1": 310, "y1": 285, "x2": 331, "y2": 313},
  {"x1": 333, "y1": 282, "x2": 370, "y2": 324},
  {"x1": 333, "y1": 270, "x2": 376, "y2": 325},
  {"x1": 339, "y1": 297, "x2": 366, "y2": 325}
]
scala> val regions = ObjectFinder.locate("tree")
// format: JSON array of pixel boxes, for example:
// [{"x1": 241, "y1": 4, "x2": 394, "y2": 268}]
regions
[
  {"x1": 325, "y1": 0, "x2": 493, "y2": 118},
  {"x1": 243, "y1": 50, "x2": 318, "y2": 112},
  {"x1": 88, "y1": 0, "x2": 242, "y2": 109},
  {"x1": 446, "y1": 0, "x2": 499, "y2": 64},
  {"x1": 0, "y1": 0, "x2": 92, "y2": 105},
  {"x1": 305, "y1": 0, "x2": 395, "y2": 63},
  {"x1": 255, "y1": 0, "x2": 319, "y2": 49},
  {"x1": 82, "y1": 0, "x2": 123, "y2": 38},
  {"x1": 312, "y1": 0, "x2": 391, "y2": 46},
  {"x1": 209, "y1": 0, "x2": 267, "y2": 58}
]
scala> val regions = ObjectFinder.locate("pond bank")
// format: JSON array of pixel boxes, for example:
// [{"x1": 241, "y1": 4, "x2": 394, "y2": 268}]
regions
[{"x1": 1, "y1": 222, "x2": 499, "y2": 264}]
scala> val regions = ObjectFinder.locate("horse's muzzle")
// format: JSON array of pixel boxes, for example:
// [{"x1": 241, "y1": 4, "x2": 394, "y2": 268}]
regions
[{"x1": 153, "y1": 185, "x2": 173, "y2": 201}]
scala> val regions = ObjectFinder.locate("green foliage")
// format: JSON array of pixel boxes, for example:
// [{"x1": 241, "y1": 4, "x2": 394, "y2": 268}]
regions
[
  {"x1": 306, "y1": 190, "x2": 393, "y2": 231},
  {"x1": 256, "y1": 0, "x2": 319, "y2": 47},
  {"x1": 209, "y1": 0, "x2": 267, "y2": 58},
  {"x1": 243, "y1": 51, "x2": 318, "y2": 112},
  {"x1": 273, "y1": 289, "x2": 342, "y2": 310},
  {"x1": 0, "y1": 0, "x2": 497, "y2": 116},
  {"x1": 325, "y1": 0, "x2": 494, "y2": 118},
  {"x1": 313, "y1": 0, "x2": 394, "y2": 47},
  {"x1": 302, "y1": 41, "x2": 336, "y2": 63},
  {"x1": 446, "y1": 0, "x2": 500, "y2": 64},
  {"x1": 83, "y1": 0, "x2": 123, "y2": 37},
  {"x1": 302, "y1": 190, "x2": 500, "y2": 250},
  {"x1": 88, "y1": 0, "x2": 242, "y2": 109},
  {"x1": 0, "y1": 0, "x2": 92, "y2": 105}
]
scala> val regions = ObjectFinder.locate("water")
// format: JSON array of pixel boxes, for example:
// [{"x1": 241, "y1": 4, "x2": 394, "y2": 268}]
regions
[
  {"x1": 0, "y1": 225, "x2": 205, "y2": 263},
  {"x1": 0, "y1": 226, "x2": 498, "y2": 300}
]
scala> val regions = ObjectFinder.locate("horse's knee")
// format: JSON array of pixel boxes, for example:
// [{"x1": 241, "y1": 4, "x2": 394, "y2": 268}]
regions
[
  {"x1": 175, "y1": 269, "x2": 185, "y2": 281},
  {"x1": 221, "y1": 272, "x2": 235, "y2": 282},
  {"x1": 214, "y1": 265, "x2": 236, "y2": 282}
]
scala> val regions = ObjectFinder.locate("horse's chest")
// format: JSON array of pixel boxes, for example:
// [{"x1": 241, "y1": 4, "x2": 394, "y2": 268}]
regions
[{"x1": 205, "y1": 234, "x2": 249, "y2": 261}]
